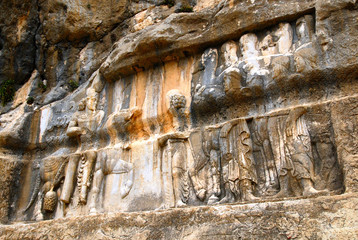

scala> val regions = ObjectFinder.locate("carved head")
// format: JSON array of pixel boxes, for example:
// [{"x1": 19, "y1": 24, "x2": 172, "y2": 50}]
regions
[
  {"x1": 260, "y1": 34, "x2": 277, "y2": 55},
  {"x1": 296, "y1": 15, "x2": 314, "y2": 44},
  {"x1": 78, "y1": 99, "x2": 86, "y2": 111},
  {"x1": 221, "y1": 40, "x2": 239, "y2": 67},
  {"x1": 201, "y1": 48, "x2": 218, "y2": 68},
  {"x1": 240, "y1": 33, "x2": 259, "y2": 58},
  {"x1": 167, "y1": 90, "x2": 186, "y2": 110},
  {"x1": 86, "y1": 88, "x2": 99, "y2": 111}
]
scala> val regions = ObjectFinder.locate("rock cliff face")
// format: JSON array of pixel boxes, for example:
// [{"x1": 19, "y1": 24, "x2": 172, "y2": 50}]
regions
[{"x1": 1, "y1": 0, "x2": 358, "y2": 239}]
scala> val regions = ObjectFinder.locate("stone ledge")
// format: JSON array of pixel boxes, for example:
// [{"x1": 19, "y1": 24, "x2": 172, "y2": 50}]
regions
[
  {"x1": 1, "y1": 193, "x2": 357, "y2": 239},
  {"x1": 100, "y1": 0, "x2": 315, "y2": 81}
]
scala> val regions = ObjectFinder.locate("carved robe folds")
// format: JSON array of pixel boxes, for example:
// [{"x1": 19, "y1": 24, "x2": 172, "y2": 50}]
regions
[{"x1": 221, "y1": 119, "x2": 258, "y2": 201}]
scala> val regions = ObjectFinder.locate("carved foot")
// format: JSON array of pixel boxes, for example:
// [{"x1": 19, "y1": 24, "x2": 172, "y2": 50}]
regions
[
  {"x1": 302, "y1": 187, "x2": 329, "y2": 197},
  {"x1": 156, "y1": 204, "x2": 170, "y2": 210},
  {"x1": 196, "y1": 189, "x2": 206, "y2": 201},
  {"x1": 242, "y1": 192, "x2": 259, "y2": 202},
  {"x1": 207, "y1": 195, "x2": 220, "y2": 205},
  {"x1": 271, "y1": 189, "x2": 289, "y2": 199},
  {"x1": 218, "y1": 195, "x2": 234, "y2": 204},
  {"x1": 175, "y1": 200, "x2": 187, "y2": 208},
  {"x1": 89, "y1": 207, "x2": 99, "y2": 215},
  {"x1": 35, "y1": 212, "x2": 44, "y2": 221}
]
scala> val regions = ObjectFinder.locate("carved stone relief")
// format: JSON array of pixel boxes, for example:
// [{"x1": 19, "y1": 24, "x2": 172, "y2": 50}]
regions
[
  {"x1": 191, "y1": 14, "x2": 321, "y2": 117},
  {"x1": 13, "y1": 13, "x2": 347, "y2": 222},
  {"x1": 89, "y1": 147, "x2": 134, "y2": 214},
  {"x1": 24, "y1": 156, "x2": 68, "y2": 220}
]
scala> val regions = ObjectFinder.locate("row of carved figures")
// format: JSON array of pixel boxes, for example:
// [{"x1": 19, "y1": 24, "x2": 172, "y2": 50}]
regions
[
  {"x1": 159, "y1": 106, "x2": 341, "y2": 208},
  {"x1": 192, "y1": 14, "x2": 317, "y2": 111},
  {"x1": 23, "y1": 105, "x2": 342, "y2": 220}
]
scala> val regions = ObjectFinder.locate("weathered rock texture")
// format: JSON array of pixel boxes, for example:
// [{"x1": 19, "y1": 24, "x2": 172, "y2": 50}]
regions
[{"x1": 0, "y1": 0, "x2": 358, "y2": 239}]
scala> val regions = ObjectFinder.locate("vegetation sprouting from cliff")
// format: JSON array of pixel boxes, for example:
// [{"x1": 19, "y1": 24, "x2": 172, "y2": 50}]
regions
[{"x1": 0, "y1": 79, "x2": 15, "y2": 106}]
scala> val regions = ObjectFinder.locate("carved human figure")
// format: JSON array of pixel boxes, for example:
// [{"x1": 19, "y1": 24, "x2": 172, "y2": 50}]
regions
[
  {"x1": 275, "y1": 23, "x2": 293, "y2": 54},
  {"x1": 239, "y1": 33, "x2": 269, "y2": 92},
  {"x1": 240, "y1": 33, "x2": 267, "y2": 76},
  {"x1": 217, "y1": 41, "x2": 242, "y2": 96},
  {"x1": 187, "y1": 129, "x2": 208, "y2": 202},
  {"x1": 66, "y1": 87, "x2": 104, "y2": 204},
  {"x1": 294, "y1": 15, "x2": 317, "y2": 73},
  {"x1": 259, "y1": 34, "x2": 278, "y2": 66},
  {"x1": 89, "y1": 148, "x2": 134, "y2": 214},
  {"x1": 219, "y1": 119, "x2": 258, "y2": 203},
  {"x1": 273, "y1": 107, "x2": 326, "y2": 197},
  {"x1": 60, "y1": 153, "x2": 81, "y2": 204},
  {"x1": 159, "y1": 133, "x2": 190, "y2": 208},
  {"x1": 193, "y1": 48, "x2": 225, "y2": 106},
  {"x1": 295, "y1": 15, "x2": 315, "y2": 47},
  {"x1": 251, "y1": 117, "x2": 279, "y2": 195},
  {"x1": 203, "y1": 126, "x2": 222, "y2": 204}
]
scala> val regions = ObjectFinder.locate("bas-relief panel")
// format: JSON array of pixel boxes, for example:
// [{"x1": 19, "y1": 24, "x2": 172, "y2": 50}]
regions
[{"x1": 18, "y1": 14, "x2": 346, "y2": 221}]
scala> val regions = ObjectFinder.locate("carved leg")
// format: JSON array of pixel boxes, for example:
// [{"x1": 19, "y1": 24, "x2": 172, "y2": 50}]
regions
[
  {"x1": 79, "y1": 151, "x2": 97, "y2": 204},
  {"x1": 189, "y1": 171, "x2": 206, "y2": 201},
  {"x1": 171, "y1": 142, "x2": 188, "y2": 207},
  {"x1": 262, "y1": 139, "x2": 279, "y2": 193},
  {"x1": 60, "y1": 153, "x2": 80, "y2": 204},
  {"x1": 188, "y1": 161, "x2": 206, "y2": 201},
  {"x1": 301, "y1": 178, "x2": 328, "y2": 197},
  {"x1": 218, "y1": 182, "x2": 235, "y2": 204},
  {"x1": 207, "y1": 150, "x2": 221, "y2": 205},
  {"x1": 259, "y1": 146, "x2": 270, "y2": 192},
  {"x1": 34, "y1": 191, "x2": 44, "y2": 221},
  {"x1": 89, "y1": 160, "x2": 104, "y2": 214},
  {"x1": 118, "y1": 161, "x2": 134, "y2": 199},
  {"x1": 273, "y1": 174, "x2": 290, "y2": 198},
  {"x1": 240, "y1": 179, "x2": 259, "y2": 201},
  {"x1": 172, "y1": 167, "x2": 186, "y2": 207}
]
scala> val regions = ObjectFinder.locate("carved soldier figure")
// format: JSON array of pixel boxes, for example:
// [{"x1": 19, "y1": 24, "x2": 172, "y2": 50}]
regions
[
  {"x1": 193, "y1": 48, "x2": 225, "y2": 107},
  {"x1": 251, "y1": 117, "x2": 279, "y2": 195},
  {"x1": 219, "y1": 119, "x2": 258, "y2": 203},
  {"x1": 239, "y1": 33, "x2": 269, "y2": 93},
  {"x1": 273, "y1": 107, "x2": 326, "y2": 197},
  {"x1": 159, "y1": 133, "x2": 190, "y2": 208},
  {"x1": 65, "y1": 86, "x2": 104, "y2": 204},
  {"x1": 294, "y1": 15, "x2": 317, "y2": 73},
  {"x1": 275, "y1": 23, "x2": 293, "y2": 54},
  {"x1": 259, "y1": 33, "x2": 278, "y2": 67},
  {"x1": 217, "y1": 41, "x2": 243, "y2": 97},
  {"x1": 203, "y1": 126, "x2": 222, "y2": 204}
]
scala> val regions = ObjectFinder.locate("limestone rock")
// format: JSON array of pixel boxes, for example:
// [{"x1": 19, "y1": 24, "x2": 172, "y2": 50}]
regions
[{"x1": 0, "y1": 0, "x2": 358, "y2": 238}]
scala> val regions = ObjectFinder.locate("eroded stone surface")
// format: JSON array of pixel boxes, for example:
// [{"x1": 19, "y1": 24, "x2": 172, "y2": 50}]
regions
[
  {"x1": 1, "y1": 194, "x2": 358, "y2": 239},
  {"x1": 0, "y1": 0, "x2": 358, "y2": 238}
]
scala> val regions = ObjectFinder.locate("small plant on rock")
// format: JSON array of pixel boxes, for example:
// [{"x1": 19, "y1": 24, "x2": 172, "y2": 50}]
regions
[
  {"x1": 68, "y1": 79, "x2": 79, "y2": 91},
  {"x1": 26, "y1": 96, "x2": 34, "y2": 105},
  {"x1": 38, "y1": 81, "x2": 47, "y2": 93},
  {"x1": 177, "y1": 6, "x2": 193, "y2": 12},
  {"x1": 0, "y1": 79, "x2": 15, "y2": 107},
  {"x1": 163, "y1": 0, "x2": 175, "y2": 7}
]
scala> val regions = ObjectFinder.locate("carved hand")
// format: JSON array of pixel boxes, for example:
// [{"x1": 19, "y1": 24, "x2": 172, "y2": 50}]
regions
[{"x1": 285, "y1": 107, "x2": 307, "y2": 137}]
